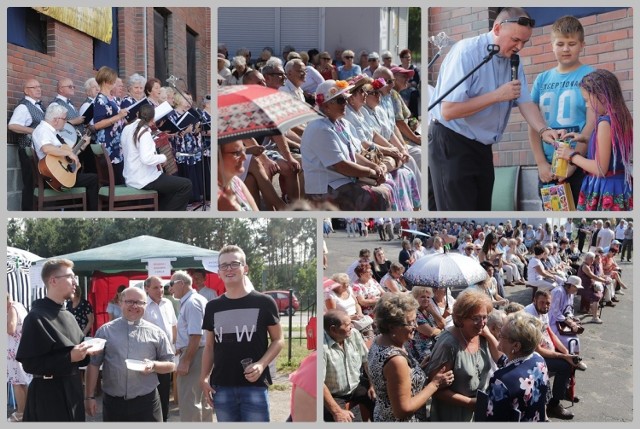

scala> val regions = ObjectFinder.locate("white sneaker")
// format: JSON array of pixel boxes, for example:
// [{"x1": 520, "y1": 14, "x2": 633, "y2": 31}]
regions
[{"x1": 576, "y1": 361, "x2": 588, "y2": 371}]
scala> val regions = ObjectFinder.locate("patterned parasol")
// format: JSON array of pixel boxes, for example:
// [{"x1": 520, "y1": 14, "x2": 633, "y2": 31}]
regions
[
  {"x1": 404, "y1": 252, "x2": 488, "y2": 289},
  {"x1": 218, "y1": 85, "x2": 321, "y2": 143}
]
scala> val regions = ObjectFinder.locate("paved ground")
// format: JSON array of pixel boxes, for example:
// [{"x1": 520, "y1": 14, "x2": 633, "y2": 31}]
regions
[
  {"x1": 325, "y1": 226, "x2": 633, "y2": 422},
  {"x1": 78, "y1": 371, "x2": 291, "y2": 422}
]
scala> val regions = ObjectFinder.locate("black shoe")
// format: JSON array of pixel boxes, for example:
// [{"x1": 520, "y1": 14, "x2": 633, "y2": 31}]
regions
[
  {"x1": 605, "y1": 301, "x2": 617, "y2": 307},
  {"x1": 547, "y1": 403, "x2": 574, "y2": 420},
  {"x1": 611, "y1": 296, "x2": 620, "y2": 302},
  {"x1": 565, "y1": 394, "x2": 581, "y2": 403}
]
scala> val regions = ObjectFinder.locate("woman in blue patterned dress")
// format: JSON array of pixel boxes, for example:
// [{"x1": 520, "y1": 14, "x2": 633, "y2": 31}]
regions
[
  {"x1": 405, "y1": 286, "x2": 442, "y2": 366},
  {"x1": 476, "y1": 312, "x2": 550, "y2": 422},
  {"x1": 368, "y1": 293, "x2": 454, "y2": 422},
  {"x1": 93, "y1": 66, "x2": 129, "y2": 184},
  {"x1": 167, "y1": 91, "x2": 204, "y2": 203},
  {"x1": 557, "y1": 69, "x2": 632, "y2": 210}
]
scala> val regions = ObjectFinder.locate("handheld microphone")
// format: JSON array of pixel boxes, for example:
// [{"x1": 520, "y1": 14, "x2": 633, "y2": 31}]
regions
[{"x1": 511, "y1": 54, "x2": 520, "y2": 81}]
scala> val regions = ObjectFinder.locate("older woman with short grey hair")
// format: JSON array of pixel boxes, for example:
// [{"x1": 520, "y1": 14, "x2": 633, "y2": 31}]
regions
[
  {"x1": 368, "y1": 293, "x2": 453, "y2": 421},
  {"x1": 476, "y1": 312, "x2": 549, "y2": 421}
]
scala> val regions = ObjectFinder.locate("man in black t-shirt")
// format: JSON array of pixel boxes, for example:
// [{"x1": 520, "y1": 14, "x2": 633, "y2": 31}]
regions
[{"x1": 200, "y1": 245, "x2": 283, "y2": 422}]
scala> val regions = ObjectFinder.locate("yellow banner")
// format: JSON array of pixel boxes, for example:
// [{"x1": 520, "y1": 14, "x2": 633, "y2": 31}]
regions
[{"x1": 32, "y1": 7, "x2": 112, "y2": 44}]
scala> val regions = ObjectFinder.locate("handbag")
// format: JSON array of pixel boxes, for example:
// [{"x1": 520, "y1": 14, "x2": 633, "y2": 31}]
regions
[
  {"x1": 556, "y1": 320, "x2": 584, "y2": 335},
  {"x1": 351, "y1": 314, "x2": 374, "y2": 332}
]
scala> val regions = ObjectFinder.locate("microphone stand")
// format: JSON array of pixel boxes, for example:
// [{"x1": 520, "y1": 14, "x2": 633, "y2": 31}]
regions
[
  {"x1": 166, "y1": 76, "x2": 209, "y2": 211},
  {"x1": 428, "y1": 45, "x2": 500, "y2": 111}
]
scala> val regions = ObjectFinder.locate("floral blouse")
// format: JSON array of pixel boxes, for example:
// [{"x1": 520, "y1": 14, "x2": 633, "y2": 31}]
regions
[
  {"x1": 480, "y1": 352, "x2": 549, "y2": 422},
  {"x1": 66, "y1": 298, "x2": 94, "y2": 333},
  {"x1": 94, "y1": 92, "x2": 126, "y2": 163},
  {"x1": 167, "y1": 109, "x2": 202, "y2": 166}
]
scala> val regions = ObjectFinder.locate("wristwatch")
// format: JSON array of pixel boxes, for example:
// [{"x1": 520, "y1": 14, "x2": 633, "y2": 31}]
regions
[{"x1": 568, "y1": 151, "x2": 579, "y2": 166}]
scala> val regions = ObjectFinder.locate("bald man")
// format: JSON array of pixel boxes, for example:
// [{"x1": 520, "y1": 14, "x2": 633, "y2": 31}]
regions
[
  {"x1": 52, "y1": 78, "x2": 85, "y2": 127},
  {"x1": 8, "y1": 78, "x2": 46, "y2": 210}
]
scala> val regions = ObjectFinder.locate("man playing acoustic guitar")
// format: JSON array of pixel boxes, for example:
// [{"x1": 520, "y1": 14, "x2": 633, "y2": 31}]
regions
[{"x1": 32, "y1": 104, "x2": 99, "y2": 210}]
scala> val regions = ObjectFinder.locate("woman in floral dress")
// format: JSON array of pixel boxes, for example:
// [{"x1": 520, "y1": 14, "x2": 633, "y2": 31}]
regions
[
  {"x1": 7, "y1": 293, "x2": 32, "y2": 422},
  {"x1": 477, "y1": 312, "x2": 549, "y2": 422}
]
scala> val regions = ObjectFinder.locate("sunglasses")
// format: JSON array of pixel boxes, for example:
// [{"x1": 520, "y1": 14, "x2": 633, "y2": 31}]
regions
[
  {"x1": 321, "y1": 57, "x2": 331, "y2": 60},
  {"x1": 501, "y1": 16, "x2": 536, "y2": 28},
  {"x1": 343, "y1": 56, "x2": 354, "y2": 59},
  {"x1": 168, "y1": 279, "x2": 184, "y2": 287},
  {"x1": 329, "y1": 96, "x2": 348, "y2": 105},
  {"x1": 368, "y1": 58, "x2": 378, "y2": 62}
]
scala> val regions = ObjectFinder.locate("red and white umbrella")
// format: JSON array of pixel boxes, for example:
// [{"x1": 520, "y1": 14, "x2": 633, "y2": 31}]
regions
[
  {"x1": 218, "y1": 85, "x2": 321, "y2": 143},
  {"x1": 404, "y1": 252, "x2": 487, "y2": 289}
]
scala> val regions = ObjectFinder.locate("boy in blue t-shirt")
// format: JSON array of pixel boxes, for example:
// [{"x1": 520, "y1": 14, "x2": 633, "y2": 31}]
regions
[{"x1": 529, "y1": 16, "x2": 594, "y2": 203}]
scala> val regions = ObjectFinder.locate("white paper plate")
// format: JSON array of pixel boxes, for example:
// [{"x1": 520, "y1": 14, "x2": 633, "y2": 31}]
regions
[
  {"x1": 125, "y1": 359, "x2": 148, "y2": 372},
  {"x1": 83, "y1": 337, "x2": 107, "y2": 352}
]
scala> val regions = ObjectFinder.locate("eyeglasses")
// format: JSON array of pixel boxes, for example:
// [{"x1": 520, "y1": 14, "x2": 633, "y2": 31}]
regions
[
  {"x1": 402, "y1": 321, "x2": 418, "y2": 328},
  {"x1": 468, "y1": 315, "x2": 489, "y2": 324},
  {"x1": 168, "y1": 279, "x2": 184, "y2": 287},
  {"x1": 54, "y1": 273, "x2": 77, "y2": 281},
  {"x1": 54, "y1": 117, "x2": 68, "y2": 121},
  {"x1": 219, "y1": 261, "x2": 244, "y2": 271},
  {"x1": 368, "y1": 58, "x2": 378, "y2": 62},
  {"x1": 222, "y1": 149, "x2": 246, "y2": 158},
  {"x1": 266, "y1": 72, "x2": 286, "y2": 77},
  {"x1": 124, "y1": 299, "x2": 147, "y2": 307},
  {"x1": 501, "y1": 16, "x2": 536, "y2": 28},
  {"x1": 26, "y1": 85, "x2": 42, "y2": 89},
  {"x1": 320, "y1": 57, "x2": 331, "y2": 60},
  {"x1": 386, "y1": 79, "x2": 395, "y2": 85},
  {"x1": 62, "y1": 85, "x2": 76, "y2": 89}
]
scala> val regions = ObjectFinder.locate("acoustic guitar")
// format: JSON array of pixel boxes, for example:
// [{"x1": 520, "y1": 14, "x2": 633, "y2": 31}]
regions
[{"x1": 37, "y1": 132, "x2": 92, "y2": 191}]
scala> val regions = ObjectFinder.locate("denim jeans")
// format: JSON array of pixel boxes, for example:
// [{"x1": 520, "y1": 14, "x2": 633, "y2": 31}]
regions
[{"x1": 212, "y1": 385, "x2": 269, "y2": 422}]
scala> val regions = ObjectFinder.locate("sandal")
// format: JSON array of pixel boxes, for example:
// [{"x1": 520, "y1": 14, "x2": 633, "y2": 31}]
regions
[{"x1": 8, "y1": 412, "x2": 23, "y2": 422}]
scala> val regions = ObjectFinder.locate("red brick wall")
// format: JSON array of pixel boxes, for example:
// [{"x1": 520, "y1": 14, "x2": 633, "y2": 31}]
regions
[
  {"x1": 6, "y1": 7, "x2": 211, "y2": 210},
  {"x1": 427, "y1": 7, "x2": 633, "y2": 168},
  {"x1": 7, "y1": 7, "x2": 211, "y2": 130}
]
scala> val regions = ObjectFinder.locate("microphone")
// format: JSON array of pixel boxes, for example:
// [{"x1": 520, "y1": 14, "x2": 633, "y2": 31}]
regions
[
  {"x1": 511, "y1": 54, "x2": 520, "y2": 81},
  {"x1": 166, "y1": 75, "x2": 178, "y2": 86},
  {"x1": 175, "y1": 152, "x2": 196, "y2": 157}
]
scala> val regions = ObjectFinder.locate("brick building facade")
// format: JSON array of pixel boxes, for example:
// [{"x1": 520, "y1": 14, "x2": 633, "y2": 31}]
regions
[
  {"x1": 6, "y1": 7, "x2": 211, "y2": 210},
  {"x1": 427, "y1": 7, "x2": 633, "y2": 169}
]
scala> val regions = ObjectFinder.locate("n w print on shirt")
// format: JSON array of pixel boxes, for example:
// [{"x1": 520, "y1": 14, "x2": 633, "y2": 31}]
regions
[{"x1": 214, "y1": 308, "x2": 259, "y2": 343}]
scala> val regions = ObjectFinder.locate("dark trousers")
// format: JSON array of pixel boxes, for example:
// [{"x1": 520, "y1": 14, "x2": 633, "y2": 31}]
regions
[
  {"x1": 112, "y1": 162, "x2": 125, "y2": 186},
  {"x1": 18, "y1": 147, "x2": 34, "y2": 211},
  {"x1": 75, "y1": 173, "x2": 99, "y2": 210},
  {"x1": 103, "y1": 389, "x2": 162, "y2": 422},
  {"x1": 157, "y1": 372, "x2": 171, "y2": 422},
  {"x1": 428, "y1": 121, "x2": 494, "y2": 210},
  {"x1": 143, "y1": 173, "x2": 193, "y2": 211},
  {"x1": 621, "y1": 239, "x2": 633, "y2": 261},
  {"x1": 577, "y1": 234, "x2": 586, "y2": 252},
  {"x1": 545, "y1": 357, "x2": 571, "y2": 405},
  {"x1": 323, "y1": 377, "x2": 375, "y2": 422}
]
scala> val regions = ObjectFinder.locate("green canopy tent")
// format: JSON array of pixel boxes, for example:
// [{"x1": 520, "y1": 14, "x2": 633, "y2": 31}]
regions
[
  {"x1": 53, "y1": 235, "x2": 219, "y2": 275},
  {"x1": 50, "y1": 235, "x2": 220, "y2": 331}
]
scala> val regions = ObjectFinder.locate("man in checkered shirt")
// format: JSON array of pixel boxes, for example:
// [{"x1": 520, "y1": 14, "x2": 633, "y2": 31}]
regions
[{"x1": 323, "y1": 309, "x2": 375, "y2": 422}]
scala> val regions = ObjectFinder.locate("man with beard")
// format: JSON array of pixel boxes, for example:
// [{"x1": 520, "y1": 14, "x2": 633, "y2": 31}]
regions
[
  {"x1": 525, "y1": 290, "x2": 581, "y2": 420},
  {"x1": 16, "y1": 259, "x2": 93, "y2": 421}
]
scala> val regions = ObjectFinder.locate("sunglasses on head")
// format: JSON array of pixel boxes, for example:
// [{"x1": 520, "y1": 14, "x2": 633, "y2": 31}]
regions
[{"x1": 501, "y1": 16, "x2": 535, "y2": 28}]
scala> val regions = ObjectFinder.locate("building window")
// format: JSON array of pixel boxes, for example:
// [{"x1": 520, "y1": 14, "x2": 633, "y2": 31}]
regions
[
  {"x1": 7, "y1": 7, "x2": 47, "y2": 54},
  {"x1": 186, "y1": 27, "x2": 198, "y2": 100},
  {"x1": 154, "y1": 8, "x2": 170, "y2": 85}
]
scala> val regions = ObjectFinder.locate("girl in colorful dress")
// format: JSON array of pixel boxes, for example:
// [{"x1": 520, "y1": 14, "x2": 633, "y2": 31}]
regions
[{"x1": 558, "y1": 69, "x2": 632, "y2": 210}]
